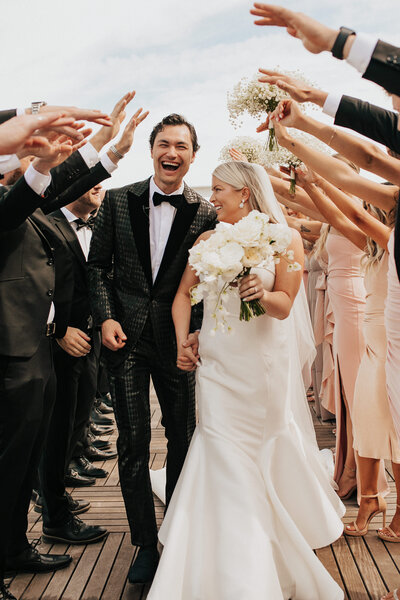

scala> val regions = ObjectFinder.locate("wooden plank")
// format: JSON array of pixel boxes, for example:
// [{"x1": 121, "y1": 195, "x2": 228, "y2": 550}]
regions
[
  {"x1": 41, "y1": 544, "x2": 86, "y2": 600},
  {"x1": 81, "y1": 533, "x2": 124, "y2": 600},
  {"x1": 364, "y1": 533, "x2": 400, "y2": 596},
  {"x1": 60, "y1": 542, "x2": 104, "y2": 600},
  {"x1": 316, "y1": 545, "x2": 348, "y2": 599},
  {"x1": 101, "y1": 534, "x2": 135, "y2": 600},
  {"x1": 346, "y1": 536, "x2": 387, "y2": 599},
  {"x1": 331, "y1": 536, "x2": 368, "y2": 599}
]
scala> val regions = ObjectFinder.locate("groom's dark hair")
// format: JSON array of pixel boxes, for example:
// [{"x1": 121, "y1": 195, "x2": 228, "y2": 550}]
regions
[{"x1": 149, "y1": 113, "x2": 200, "y2": 153}]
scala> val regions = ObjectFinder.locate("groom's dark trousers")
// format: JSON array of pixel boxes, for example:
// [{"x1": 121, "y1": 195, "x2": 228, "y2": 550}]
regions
[{"x1": 87, "y1": 177, "x2": 217, "y2": 547}]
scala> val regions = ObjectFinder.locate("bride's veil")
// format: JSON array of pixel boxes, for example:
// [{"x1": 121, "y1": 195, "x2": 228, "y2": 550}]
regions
[{"x1": 251, "y1": 164, "x2": 322, "y2": 460}]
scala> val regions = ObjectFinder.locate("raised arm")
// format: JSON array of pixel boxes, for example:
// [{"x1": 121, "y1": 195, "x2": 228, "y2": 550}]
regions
[
  {"x1": 268, "y1": 98, "x2": 400, "y2": 187},
  {"x1": 294, "y1": 168, "x2": 367, "y2": 251},
  {"x1": 270, "y1": 174, "x2": 327, "y2": 222},
  {"x1": 270, "y1": 115, "x2": 398, "y2": 211}
]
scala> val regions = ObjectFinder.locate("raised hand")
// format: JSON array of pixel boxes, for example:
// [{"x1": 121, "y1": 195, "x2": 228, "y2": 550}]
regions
[
  {"x1": 90, "y1": 92, "x2": 136, "y2": 152},
  {"x1": 112, "y1": 108, "x2": 150, "y2": 158},
  {"x1": 250, "y1": 3, "x2": 338, "y2": 55},
  {"x1": 229, "y1": 147, "x2": 249, "y2": 162},
  {"x1": 36, "y1": 105, "x2": 112, "y2": 127},
  {"x1": 0, "y1": 112, "x2": 75, "y2": 154},
  {"x1": 258, "y1": 69, "x2": 327, "y2": 106},
  {"x1": 32, "y1": 134, "x2": 90, "y2": 174},
  {"x1": 293, "y1": 164, "x2": 318, "y2": 187}
]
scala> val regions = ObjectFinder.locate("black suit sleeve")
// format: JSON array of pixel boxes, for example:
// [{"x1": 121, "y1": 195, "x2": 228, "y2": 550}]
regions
[
  {"x1": 334, "y1": 95, "x2": 400, "y2": 154},
  {"x1": 0, "y1": 109, "x2": 17, "y2": 124},
  {"x1": 363, "y1": 40, "x2": 400, "y2": 96}
]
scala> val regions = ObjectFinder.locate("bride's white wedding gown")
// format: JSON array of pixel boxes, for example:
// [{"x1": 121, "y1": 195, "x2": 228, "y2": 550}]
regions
[{"x1": 148, "y1": 264, "x2": 345, "y2": 600}]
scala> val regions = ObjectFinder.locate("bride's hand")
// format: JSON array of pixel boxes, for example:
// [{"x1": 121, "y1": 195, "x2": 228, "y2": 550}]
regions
[
  {"x1": 239, "y1": 273, "x2": 265, "y2": 302},
  {"x1": 176, "y1": 336, "x2": 200, "y2": 371}
]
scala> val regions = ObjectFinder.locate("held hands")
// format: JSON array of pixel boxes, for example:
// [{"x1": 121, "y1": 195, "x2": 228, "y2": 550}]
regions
[
  {"x1": 250, "y1": 4, "x2": 339, "y2": 55},
  {"x1": 57, "y1": 326, "x2": 91, "y2": 357},
  {"x1": 177, "y1": 331, "x2": 200, "y2": 372},
  {"x1": 101, "y1": 319, "x2": 127, "y2": 351},
  {"x1": 239, "y1": 273, "x2": 266, "y2": 302}
]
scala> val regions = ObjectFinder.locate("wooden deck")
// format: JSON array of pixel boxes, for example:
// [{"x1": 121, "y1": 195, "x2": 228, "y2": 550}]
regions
[{"x1": 7, "y1": 392, "x2": 400, "y2": 600}]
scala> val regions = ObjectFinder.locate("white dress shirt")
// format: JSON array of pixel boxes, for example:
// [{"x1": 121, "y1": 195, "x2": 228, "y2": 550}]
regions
[
  {"x1": 323, "y1": 33, "x2": 379, "y2": 119},
  {"x1": 61, "y1": 207, "x2": 92, "y2": 260},
  {"x1": 149, "y1": 176, "x2": 184, "y2": 281}
]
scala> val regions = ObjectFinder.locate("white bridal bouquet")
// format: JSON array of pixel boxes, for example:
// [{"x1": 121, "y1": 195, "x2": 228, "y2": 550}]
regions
[
  {"x1": 227, "y1": 70, "x2": 312, "y2": 152},
  {"x1": 188, "y1": 211, "x2": 301, "y2": 334}
]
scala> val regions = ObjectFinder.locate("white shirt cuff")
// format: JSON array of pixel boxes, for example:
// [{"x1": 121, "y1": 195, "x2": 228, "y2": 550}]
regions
[
  {"x1": 24, "y1": 164, "x2": 51, "y2": 196},
  {"x1": 16, "y1": 107, "x2": 25, "y2": 116},
  {"x1": 322, "y1": 94, "x2": 342, "y2": 118},
  {"x1": 346, "y1": 33, "x2": 378, "y2": 74},
  {"x1": 100, "y1": 152, "x2": 118, "y2": 174},
  {"x1": 78, "y1": 142, "x2": 99, "y2": 169},
  {"x1": 0, "y1": 154, "x2": 20, "y2": 175}
]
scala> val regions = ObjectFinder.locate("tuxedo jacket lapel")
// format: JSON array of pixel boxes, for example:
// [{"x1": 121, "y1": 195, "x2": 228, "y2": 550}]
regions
[
  {"x1": 127, "y1": 186, "x2": 153, "y2": 288},
  {"x1": 49, "y1": 210, "x2": 86, "y2": 268},
  {"x1": 154, "y1": 190, "x2": 200, "y2": 289}
]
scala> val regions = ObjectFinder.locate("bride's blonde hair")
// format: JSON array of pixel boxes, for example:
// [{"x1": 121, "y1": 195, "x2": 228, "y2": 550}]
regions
[{"x1": 212, "y1": 162, "x2": 277, "y2": 223}]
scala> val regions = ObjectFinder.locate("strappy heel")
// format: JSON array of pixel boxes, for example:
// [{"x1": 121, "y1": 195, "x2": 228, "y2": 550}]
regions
[
  {"x1": 345, "y1": 493, "x2": 386, "y2": 537},
  {"x1": 378, "y1": 503, "x2": 400, "y2": 542}
]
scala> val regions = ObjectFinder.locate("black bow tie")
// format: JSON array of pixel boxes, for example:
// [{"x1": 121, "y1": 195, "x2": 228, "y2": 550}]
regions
[
  {"x1": 73, "y1": 215, "x2": 96, "y2": 231},
  {"x1": 152, "y1": 191, "x2": 183, "y2": 209}
]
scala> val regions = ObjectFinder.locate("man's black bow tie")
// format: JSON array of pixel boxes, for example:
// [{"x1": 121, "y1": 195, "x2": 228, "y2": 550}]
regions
[
  {"x1": 73, "y1": 215, "x2": 96, "y2": 230},
  {"x1": 152, "y1": 191, "x2": 183, "y2": 209}
]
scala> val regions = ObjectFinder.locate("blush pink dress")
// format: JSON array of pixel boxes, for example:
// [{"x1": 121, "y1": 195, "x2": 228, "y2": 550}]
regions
[
  {"x1": 325, "y1": 230, "x2": 366, "y2": 484},
  {"x1": 385, "y1": 231, "x2": 400, "y2": 442}
]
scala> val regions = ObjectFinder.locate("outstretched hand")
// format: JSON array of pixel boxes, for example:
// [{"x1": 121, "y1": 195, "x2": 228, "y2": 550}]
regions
[
  {"x1": 256, "y1": 100, "x2": 301, "y2": 135},
  {"x1": 0, "y1": 112, "x2": 76, "y2": 154},
  {"x1": 229, "y1": 147, "x2": 249, "y2": 162},
  {"x1": 250, "y1": 4, "x2": 338, "y2": 55},
  {"x1": 258, "y1": 69, "x2": 327, "y2": 107},
  {"x1": 113, "y1": 108, "x2": 150, "y2": 157}
]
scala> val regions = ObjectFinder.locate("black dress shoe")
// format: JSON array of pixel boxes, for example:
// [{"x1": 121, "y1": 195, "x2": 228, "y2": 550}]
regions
[
  {"x1": 5, "y1": 544, "x2": 72, "y2": 575},
  {"x1": 34, "y1": 491, "x2": 90, "y2": 515},
  {"x1": 65, "y1": 468, "x2": 96, "y2": 487},
  {"x1": 87, "y1": 430, "x2": 111, "y2": 450},
  {"x1": 128, "y1": 546, "x2": 159, "y2": 584},
  {"x1": 96, "y1": 399, "x2": 114, "y2": 414},
  {"x1": 0, "y1": 581, "x2": 16, "y2": 600},
  {"x1": 84, "y1": 445, "x2": 117, "y2": 462},
  {"x1": 91, "y1": 407, "x2": 113, "y2": 426},
  {"x1": 90, "y1": 422, "x2": 114, "y2": 436},
  {"x1": 42, "y1": 515, "x2": 108, "y2": 545},
  {"x1": 72, "y1": 456, "x2": 108, "y2": 478}
]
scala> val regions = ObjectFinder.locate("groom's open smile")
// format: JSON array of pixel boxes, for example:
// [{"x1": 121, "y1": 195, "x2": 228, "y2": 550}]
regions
[{"x1": 151, "y1": 124, "x2": 196, "y2": 194}]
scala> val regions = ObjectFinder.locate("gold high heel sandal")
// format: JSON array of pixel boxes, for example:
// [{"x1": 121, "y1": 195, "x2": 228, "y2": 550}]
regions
[
  {"x1": 345, "y1": 493, "x2": 386, "y2": 537},
  {"x1": 378, "y1": 503, "x2": 400, "y2": 542}
]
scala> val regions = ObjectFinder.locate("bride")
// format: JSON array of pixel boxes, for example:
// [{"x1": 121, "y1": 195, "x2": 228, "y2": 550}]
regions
[{"x1": 147, "y1": 162, "x2": 345, "y2": 600}]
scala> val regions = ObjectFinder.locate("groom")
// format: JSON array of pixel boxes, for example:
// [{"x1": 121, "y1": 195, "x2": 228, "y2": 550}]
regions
[{"x1": 87, "y1": 113, "x2": 217, "y2": 583}]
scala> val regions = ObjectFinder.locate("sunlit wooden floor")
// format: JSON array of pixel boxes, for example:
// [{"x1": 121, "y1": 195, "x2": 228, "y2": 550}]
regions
[{"x1": 7, "y1": 390, "x2": 400, "y2": 599}]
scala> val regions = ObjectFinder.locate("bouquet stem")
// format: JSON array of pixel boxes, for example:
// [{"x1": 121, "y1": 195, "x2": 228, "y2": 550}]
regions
[
  {"x1": 289, "y1": 166, "x2": 296, "y2": 195},
  {"x1": 240, "y1": 298, "x2": 266, "y2": 321}
]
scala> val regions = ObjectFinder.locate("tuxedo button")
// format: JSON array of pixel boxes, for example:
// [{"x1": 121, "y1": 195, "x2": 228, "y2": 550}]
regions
[
  {"x1": 387, "y1": 54, "x2": 399, "y2": 65},
  {"x1": 47, "y1": 259, "x2": 54, "y2": 266},
  {"x1": 47, "y1": 289, "x2": 53, "y2": 297}
]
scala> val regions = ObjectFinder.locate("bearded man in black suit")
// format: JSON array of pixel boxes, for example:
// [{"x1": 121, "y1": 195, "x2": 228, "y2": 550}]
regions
[{"x1": 88, "y1": 114, "x2": 218, "y2": 583}]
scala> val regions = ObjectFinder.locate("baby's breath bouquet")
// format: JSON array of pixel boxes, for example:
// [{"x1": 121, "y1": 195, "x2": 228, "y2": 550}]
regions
[
  {"x1": 188, "y1": 211, "x2": 301, "y2": 334},
  {"x1": 219, "y1": 136, "x2": 268, "y2": 165},
  {"x1": 227, "y1": 70, "x2": 313, "y2": 152}
]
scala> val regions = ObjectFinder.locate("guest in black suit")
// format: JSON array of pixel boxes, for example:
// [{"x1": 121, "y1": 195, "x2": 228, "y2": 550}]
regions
[
  {"x1": 251, "y1": 4, "x2": 400, "y2": 96},
  {"x1": 0, "y1": 97, "x2": 136, "y2": 598},
  {"x1": 88, "y1": 113, "x2": 218, "y2": 583},
  {"x1": 39, "y1": 98, "x2": 148, "y2": 545}
]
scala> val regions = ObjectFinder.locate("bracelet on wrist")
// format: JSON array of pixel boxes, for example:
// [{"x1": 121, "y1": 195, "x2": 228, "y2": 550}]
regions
[
  {"x1": 109, "y1": 145, "x2": 124, "y2": 160},
  {"x1": 331, "y1": 27, "x2": 356, "y2": 60}
]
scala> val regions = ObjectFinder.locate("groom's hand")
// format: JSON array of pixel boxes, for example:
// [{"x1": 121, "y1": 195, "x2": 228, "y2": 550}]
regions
[
  {"x1": 177, "y1": 333, "x2": 200, "y2": 371},
  {"x1": 102, "y1": 319, "x2": 127, "y2": 351}
]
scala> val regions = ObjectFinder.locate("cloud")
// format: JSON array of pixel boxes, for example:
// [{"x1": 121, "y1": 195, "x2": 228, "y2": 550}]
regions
[{"x1": 1, "y1": 0, "x2": 398, "y2": 189}]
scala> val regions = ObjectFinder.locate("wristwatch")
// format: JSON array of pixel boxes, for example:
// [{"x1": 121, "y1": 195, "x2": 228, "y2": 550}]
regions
[
  {"x1": 31, "y1": 101, "x2": 47, "y2": 114},
  {"x1": 331, "y1": 27, "x2": 356, "y2": 60},
  {"x1": 109, "y1": 145, "x2": 124, "y2": 160}
]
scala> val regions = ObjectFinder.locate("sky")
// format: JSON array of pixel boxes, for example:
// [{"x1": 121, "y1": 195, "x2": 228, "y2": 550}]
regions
[{"x1": 1, "y1": 0, "x2": 399, "y2": 190}]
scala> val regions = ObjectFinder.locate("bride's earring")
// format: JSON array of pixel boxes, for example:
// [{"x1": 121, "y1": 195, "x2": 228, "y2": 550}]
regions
[{"x1": 239, "y1": 201, "x2": 244, "y2": 209}]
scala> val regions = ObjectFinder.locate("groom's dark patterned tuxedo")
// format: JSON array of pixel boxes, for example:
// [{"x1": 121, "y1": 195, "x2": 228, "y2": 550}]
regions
[{"x1": 88, "y1": 176, "x2": 217, "y2": 546}]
